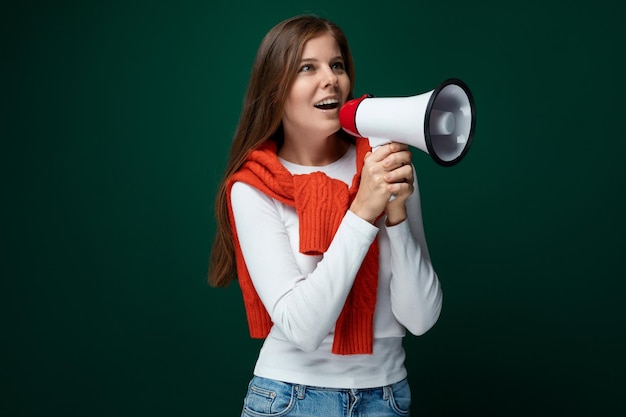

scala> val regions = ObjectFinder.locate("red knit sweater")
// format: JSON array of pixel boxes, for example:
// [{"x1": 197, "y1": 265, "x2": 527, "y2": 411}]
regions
[{"x1": 226, "y1": 138, "x2": 379, "y2": 355}]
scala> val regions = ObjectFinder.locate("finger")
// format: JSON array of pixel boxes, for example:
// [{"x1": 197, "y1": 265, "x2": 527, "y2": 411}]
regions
[
  {"x1": 388, "y1": 142, "x2": 409, "y2": 152},
  {"x1": 386, "y1": 180, "x2": 414, "y2": 197},
  {"x1": 382, "y1": 150, "x2": 412, "y2": 171},
  {"x1": 368, "y1": 143, "x2": 396, "y2": 162},
  {"x1": 384, "y1": 164, "x2": 413, "y2": 184},
  {"x1": 373, "y1": 143, "x2": 410, "y2": 160}
]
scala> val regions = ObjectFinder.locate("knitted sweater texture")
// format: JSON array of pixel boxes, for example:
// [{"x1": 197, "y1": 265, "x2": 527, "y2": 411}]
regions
[{"x1": 226, "y1": 138, "x2": 379, "y2": 355}]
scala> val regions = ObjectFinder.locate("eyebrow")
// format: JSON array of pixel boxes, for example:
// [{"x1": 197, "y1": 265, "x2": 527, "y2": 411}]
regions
[{"x1": 300, "y1": 55, "x2": 344, "y2": 63}]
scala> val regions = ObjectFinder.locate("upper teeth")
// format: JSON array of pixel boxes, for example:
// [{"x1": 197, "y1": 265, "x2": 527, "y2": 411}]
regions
[{"x1": 315, "y1": 99, "x2": 339, "y2": 106}]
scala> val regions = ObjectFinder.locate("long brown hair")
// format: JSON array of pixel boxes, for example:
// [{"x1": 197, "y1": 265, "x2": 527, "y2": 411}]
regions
[{"x1": 208, "y1": 15, "x2": 356, "y2": 287}]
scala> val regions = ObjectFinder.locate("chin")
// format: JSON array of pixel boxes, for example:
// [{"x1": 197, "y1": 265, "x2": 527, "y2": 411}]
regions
[{"x1": 321, "y1": 123, "x2": 342, "y2": 137}]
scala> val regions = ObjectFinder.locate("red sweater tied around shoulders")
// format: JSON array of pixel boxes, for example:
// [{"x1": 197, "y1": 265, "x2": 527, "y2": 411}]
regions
[{"x1": 226, "y1": 138, "x2": 379, "y2": 355}]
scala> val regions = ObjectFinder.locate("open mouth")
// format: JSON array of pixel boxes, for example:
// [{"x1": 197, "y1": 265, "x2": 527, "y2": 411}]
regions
[{"x1": 314, "y1": 98, "x2": 339, "y2": 110}]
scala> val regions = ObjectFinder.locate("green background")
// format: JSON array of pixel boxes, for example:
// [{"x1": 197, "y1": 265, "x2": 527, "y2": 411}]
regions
[{"x1": 3, "y1": 0, "x2": 624, "y2": 415}]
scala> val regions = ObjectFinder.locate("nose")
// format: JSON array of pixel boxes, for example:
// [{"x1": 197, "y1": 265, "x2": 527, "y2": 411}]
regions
[{"x1": 321, "y1": 67, "x2": 338, "y2": 88}]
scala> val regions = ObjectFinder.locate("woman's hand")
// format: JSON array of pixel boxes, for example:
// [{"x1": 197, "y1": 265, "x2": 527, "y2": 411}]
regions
[
  {"x1": 382, "y1": 143, "x2": 414, "y2": 226},
  {"x1": 350, "y1": 142, "x2": 414, "y2": 225}
]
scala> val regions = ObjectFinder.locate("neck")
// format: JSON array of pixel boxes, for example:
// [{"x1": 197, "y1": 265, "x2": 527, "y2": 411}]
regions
[{"x1": 278, "y1": 132, "x2": 350, "y2": 166}]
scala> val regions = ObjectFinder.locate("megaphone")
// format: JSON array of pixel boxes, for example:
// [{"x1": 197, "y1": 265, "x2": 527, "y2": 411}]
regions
[{"x1": 340, "y1": 78, "x2": 476, "y2": 167}]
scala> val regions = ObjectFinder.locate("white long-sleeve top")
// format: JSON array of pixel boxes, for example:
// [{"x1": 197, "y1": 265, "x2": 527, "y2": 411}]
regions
[{"x1": 230, "y1": 144, "x2": 442, "y2": 388}]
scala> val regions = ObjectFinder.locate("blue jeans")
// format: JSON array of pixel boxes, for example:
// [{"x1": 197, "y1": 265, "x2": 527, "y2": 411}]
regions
[{"x1": 241, "y1": 376, "x2": 411, "y2": 417}]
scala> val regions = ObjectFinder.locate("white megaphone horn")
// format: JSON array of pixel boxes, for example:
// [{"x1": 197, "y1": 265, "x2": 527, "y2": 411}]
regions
[{"x1": 340, "y1": 78, "x2": 476, "y2": 167}]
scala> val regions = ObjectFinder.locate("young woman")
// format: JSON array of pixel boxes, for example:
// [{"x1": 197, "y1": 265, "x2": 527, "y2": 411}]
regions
[{"x1": 209, "y1": 14, "x2": 442, "y2": 417}]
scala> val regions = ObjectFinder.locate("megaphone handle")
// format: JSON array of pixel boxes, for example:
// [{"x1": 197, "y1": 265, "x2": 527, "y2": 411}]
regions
[{"x1": 368, "y1": 137, "x2": 392, "y2": 151}]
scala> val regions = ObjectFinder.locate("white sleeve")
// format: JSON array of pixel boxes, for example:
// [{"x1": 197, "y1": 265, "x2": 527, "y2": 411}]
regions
[
  {"x1": 231, "y1": 181, "x2": 379, "y2": 353},
  {"x1": 382, "y1": 170, "x2": 443, "y2": 335}
]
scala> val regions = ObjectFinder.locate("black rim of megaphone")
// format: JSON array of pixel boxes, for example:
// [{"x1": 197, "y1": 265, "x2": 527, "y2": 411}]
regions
[{"x1": 424, "y1": 78, "x2": 476, "y2": 167}]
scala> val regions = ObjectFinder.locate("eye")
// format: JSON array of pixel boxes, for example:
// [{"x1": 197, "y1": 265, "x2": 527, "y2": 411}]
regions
[
  {"x1": 299, "y1": 64, "x2": 314, "y2": 73},
  {"x1": 331, "y1": 61, "x2": 346, "y2": 72}
]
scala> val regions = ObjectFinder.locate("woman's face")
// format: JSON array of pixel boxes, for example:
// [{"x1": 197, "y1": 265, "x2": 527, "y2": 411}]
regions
[{"x1": 282, "y1": 33, "x2": 351, "y2": 141}]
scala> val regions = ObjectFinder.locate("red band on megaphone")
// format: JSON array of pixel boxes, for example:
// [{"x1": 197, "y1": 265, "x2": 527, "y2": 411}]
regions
[{"x1": 339, "y1": 94, "x2": 371, "y2": 137}]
